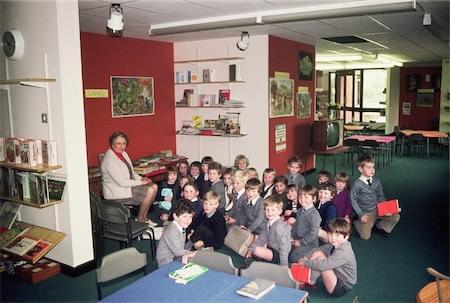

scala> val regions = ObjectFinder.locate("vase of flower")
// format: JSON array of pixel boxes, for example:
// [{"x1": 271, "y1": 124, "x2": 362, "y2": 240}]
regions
[{"x1": 328, "y1": 102, "x2": 340, "y2": 120}]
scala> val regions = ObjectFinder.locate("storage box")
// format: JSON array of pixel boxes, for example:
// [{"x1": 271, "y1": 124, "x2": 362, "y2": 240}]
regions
[{"x1": 15, "y1": 259, "x2": 60, "y2": 283}]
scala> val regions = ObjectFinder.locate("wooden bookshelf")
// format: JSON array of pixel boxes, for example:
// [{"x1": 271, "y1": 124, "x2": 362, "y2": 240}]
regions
[
  {"x1": 0, "y1": 78, "x2": 56, "y2": 84},
  {"x1": 0, "y1": 162, "x2": 62, "y2": 173},
  {"x1": 0, "y1": 196, "x2": 61, "y2": 208},
  {"x1": 176, "y1": 133, "x2": 247, "y2": 137},
  {"x1": 175, "y1": 80, "x2": 245, "y2": 85}
]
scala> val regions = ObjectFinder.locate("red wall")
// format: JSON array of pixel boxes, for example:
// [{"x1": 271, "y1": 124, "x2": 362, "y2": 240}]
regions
[
  {"x1": 268, "y1": 36, "x2": 315, "y2": 174},
  {"x1": 80, "y1": 32, "x2": 175, "y2": 166},
  {"x1": 399, "y1": 66, "x2": 441, "y2": 130}
]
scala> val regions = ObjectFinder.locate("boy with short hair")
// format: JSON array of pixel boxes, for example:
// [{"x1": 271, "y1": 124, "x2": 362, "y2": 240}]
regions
[
  {"x1": 317, "y1": 183, "x2": 338, "y2": 242},
  {"x1": 272, "y1": 176, "x2": 289, "y2": 211},
  {"x1": 317, "y1": 170, "x2": 332, "y2": 185},
  {"x1": 188, "y1": 191, "x2": 227, "y2": 250},
  {"x1": 351, "y1": 155, "x2": 400, "y2": 239},
  {"x1": 299, "y1": 218, "x2": 357, "y2": 297},
  {"x1": 284, "y1": 156, "x2": 306, "y2": 188},
  {"x1": 289, "y1": 185, "x2": 321, "y2": 263},
  {"x1": 247, "y1": 167, "x2": 259, "y2": 180},
  {"x1": 156, "y1": 200, "x2": 197, "y2": 267},
  {"x1": 200, "y1": 156, "x2": 214, "y2": 194},
  {"x1": 248, "y1": 196, "x2": 292, "y2": 266},
  {"x1": 190, "y1": 161, "x2": 206, "y2": 197},
  {"x1": 237, "y1": 178, "x2": 266, "y2": 235},
  {"x1": 261, "y1": 168, "x2": 276, "y2": 199},
  {"x1": 222, "y1": 167, "x2": 235, "y2": 212},
  {"x1": 225, "y1": 170, "x2": 248, "y2": 224},
  {"x1": 208, "y1": 161, "x2": 226, "y2": 212}
]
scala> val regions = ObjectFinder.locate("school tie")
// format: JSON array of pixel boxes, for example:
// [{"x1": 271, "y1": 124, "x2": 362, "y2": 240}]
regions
[
  {"x1": 367, "y1": 178, "x2": 372, "y2": 186},
  {"x1": 289, "y1": 175, "x2": 295, "y2": 184}
]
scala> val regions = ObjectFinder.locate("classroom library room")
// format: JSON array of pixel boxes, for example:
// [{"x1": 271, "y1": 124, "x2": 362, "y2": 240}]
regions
[{"x1": 1, "y1": 0, "x2": 449, "y2": 302}]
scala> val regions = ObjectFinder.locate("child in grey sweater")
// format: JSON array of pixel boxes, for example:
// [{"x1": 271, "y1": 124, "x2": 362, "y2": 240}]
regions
[{"x1": 300, "y1": 218, "x2": 357, "y2": 297}]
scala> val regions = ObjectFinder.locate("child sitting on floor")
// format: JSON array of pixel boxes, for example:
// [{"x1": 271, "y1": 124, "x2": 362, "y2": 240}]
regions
[
  {"x1": 225, "y1": 170, "x2": 249, "y2": 225},
  {"x1": 299, "y1": 218, "x2": 357, "y2": 297},
  {"x1": 237, "y1": 178, "x2": 266, "y2": 235},
  {"x1": 284, "y1": 156, "x2": 306, "y2": 188},
  {"x1": 317, "y1": 183, "x2": 338, "y2": 242},
  {"x1": 289, "y1": 185, "x2": 321, "y2": 263},
  {"x1": 188, "y1": 191, "x2": 227, "y2": 250},
  {"x1": 332, "y1": 172, "x2": 352, "y2": 222},
  {"x1": 247, "y1": 195, "x2": 291, "y2": 266},
  {"x1": 261, "y1": 168, "x2": 276, "y2": 199},
  {"x1": 156, "y1": 200, "x2": 197, "y2": 267},
  {"x1": 283, "y1": 184, "x2": 300, "y2": 225}
]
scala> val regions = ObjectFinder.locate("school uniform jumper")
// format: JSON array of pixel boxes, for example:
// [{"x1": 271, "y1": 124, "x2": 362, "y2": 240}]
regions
[
  {"x1": 284, "y1": 172, "x2": 306, "y2": 188},
  {"x1": 156, "y1": 221, "x2": 190, "y2": 267},
  {"x1": 237, "y1": 197, "x2": 266, "y2": 234},
  {"x1": 289, "y1": 206, "x2": 321, "y2": 262},
  {"x1": 189, "y1": 209, "x2": 227, "y2": 249}
]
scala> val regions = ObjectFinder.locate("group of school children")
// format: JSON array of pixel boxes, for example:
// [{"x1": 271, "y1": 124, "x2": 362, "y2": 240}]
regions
[{"x1": 155, "y1": 153, "x2": 401, "y2": 298}]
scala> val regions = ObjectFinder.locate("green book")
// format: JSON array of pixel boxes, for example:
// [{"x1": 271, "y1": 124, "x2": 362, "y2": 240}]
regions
[{"x1": 168, "y1": 262, "x2": 208, "y2": 285}]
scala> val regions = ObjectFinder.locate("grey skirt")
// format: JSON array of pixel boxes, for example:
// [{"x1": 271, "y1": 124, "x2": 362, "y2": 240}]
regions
[{"x1": 106, "y1": 184, "x2": 150, "y2": 205}]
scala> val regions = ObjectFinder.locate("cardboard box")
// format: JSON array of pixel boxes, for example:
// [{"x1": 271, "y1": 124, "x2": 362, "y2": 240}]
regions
[{"x1": 15, "y1": 259, "x2": 60, "y2": 283}]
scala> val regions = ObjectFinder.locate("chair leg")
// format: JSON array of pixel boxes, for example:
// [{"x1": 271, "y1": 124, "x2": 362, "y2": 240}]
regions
[{"x1": 97, "y1": 282, "x2": 103, "y2": 301}]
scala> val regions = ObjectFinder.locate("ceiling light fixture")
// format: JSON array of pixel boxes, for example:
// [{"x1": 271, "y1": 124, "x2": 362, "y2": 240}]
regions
[
  {"x1": 106, "y1": 3, "x2": 124, "y2": 37},
  {"x1": 149, "y1": 0, "x2": 416, "y2": 36},
  {"x1": 237, "y1": 31, "x2": 250, "y2": 51},
  {"x1": 316, "y1": 54, "x2": 363, "y2": 62}
]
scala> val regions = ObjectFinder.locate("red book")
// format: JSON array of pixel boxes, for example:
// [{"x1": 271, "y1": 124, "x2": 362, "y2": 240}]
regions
[
  {"x1": 377, "y1": 199, "x2": 401, "y2": 217},
  {"x1": 22, "y1": 239, "x2": 52, "y2": 263},
  {"x1": 290, "y1": 263, "x2": 311, "y2": 284}
]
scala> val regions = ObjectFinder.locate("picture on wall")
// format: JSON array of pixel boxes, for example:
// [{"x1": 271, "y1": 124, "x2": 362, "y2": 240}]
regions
[
  {"x1": 298, "y1": 51, "x2": 314, "y2": 81},
  {"x1": 416, "y1": 89, "x2": 434, "y2": 107},
  {"x1": 269, "y1": 78, "x2": 294, "y2": 118},
  {"x1": 406, "y1": 74, "x2": 420, "y2": 92},
  {"x1": 296, "y1": 87, "x2": 311, "y2": 119},
  {"x1": 111, "y1": 76, "x2": 154, "y2": 117}
]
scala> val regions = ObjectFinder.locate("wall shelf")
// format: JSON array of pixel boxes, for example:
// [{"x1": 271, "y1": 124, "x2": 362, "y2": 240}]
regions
[
  {"x1": 0, "y1": 78, "x2": 56, "y2": 89},
  {"x1": 176, "y1": 133, "x2": 247, "y2": 137},
  {"x1": 174, "y1": 57, "x2": 244, "y2": 64},
  {"x1": 175, "y1": 81, "x2": 245, "y2": 85},
  {"x1": 0, "y1": 162, "x2": 62, "y2": 173},
  {"x1": 175, "y1": 105, "x2": 244, "y2": 109},
  {"x1": 0, "y1": 196, "x2": 62, "y2": 208}
]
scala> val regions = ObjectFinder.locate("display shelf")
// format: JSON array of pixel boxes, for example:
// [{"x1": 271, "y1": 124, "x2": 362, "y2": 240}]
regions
[
  {"x1": 175, "y1": 105, "x2": 244, "y2": 109},
  {"x1": 0, "y1": 78, "x2": 56, "y2": 89},
  {"x1": 175, "y1": 80, "x2": 245, "y2": 85},
  {"x1": 174, "y1": 57, "x2": 244, "y2": 64},
  {"x1": 0, "y1": 162, "x2": 62, "y2": 173},
  {"x1": 0, "y1": 196, "x2": 61, "y2": 209},
  {"x1": 176, "y1": 133, "x2": 247, "y2": 137}
]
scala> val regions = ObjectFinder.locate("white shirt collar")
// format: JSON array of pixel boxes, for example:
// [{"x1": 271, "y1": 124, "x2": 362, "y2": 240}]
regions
[
  {"x1": 237, "y1": 188, "x2": 245, "y2": 199},
  {"x1": 173, "y1": 221, "x2": 184, "y2": 233},
  {"x1": 268, "y1": 216, "x2": 280, "y2": 227},
  {"x1": 303, "y1": 204, "x2": 314, "y2": 211},
  {"x1": 359, "y1": 175, "x2": 372, "y2": 185}
]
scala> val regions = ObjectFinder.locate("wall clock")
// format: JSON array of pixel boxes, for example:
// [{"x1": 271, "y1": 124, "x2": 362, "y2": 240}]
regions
[{"x1": 2, "y1": 29, "x2": 25, "y2": 60}]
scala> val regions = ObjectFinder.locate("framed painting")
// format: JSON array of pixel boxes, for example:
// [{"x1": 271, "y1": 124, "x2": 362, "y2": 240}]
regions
[
  {"x1": 111, "y1": 76, "x2": 154, "y2": 118},
  {"x1": 416, "y1": 89, "x2": 434, "y2": 107},
  {"x1": 296, "y1": 87, "x2": 311, "y2": 119},
  {"x1": 269, "y1": 77, "x2": 294, "y2": 118},
  {"x1": 406, "y1": 74, "x2": 420, "y2": 92},
  {"x1": 298, "y1": 51, "x2": 314, "y2": 81}
]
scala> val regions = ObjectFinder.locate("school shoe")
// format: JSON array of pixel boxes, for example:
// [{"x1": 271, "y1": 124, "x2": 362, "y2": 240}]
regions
[
  {"x1": 134, "y1": 218, "x2": 158, "y2": 227},
  {"x1": 299, "y1": 282, "x2": 317, "y2": 290},
  {"x1": 374, "y1": 226, "x2": 391, "y2": 238}
]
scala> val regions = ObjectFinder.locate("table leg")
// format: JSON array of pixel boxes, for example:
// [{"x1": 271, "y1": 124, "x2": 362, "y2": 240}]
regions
[
  {"x1": 401, "y1": 136, "x2": 405, "y2": 156},
  {"x1": 427, "y1": 138, "x2": 430, "y2": 158}
]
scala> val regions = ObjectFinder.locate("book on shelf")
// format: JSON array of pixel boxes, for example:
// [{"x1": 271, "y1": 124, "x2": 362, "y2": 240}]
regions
[
  {"x1": 47, "y1": 176, "x2": 66, "y2": 201},
  {"x1": 16, "y1": 171, "x2": 31, "y2": 200},
  {"x1": 190, "y1": 71, "x2": 199, "y2": 83},
  {"x1": 168, "y1": 262, "x2": 208, "y2": 285},
  {"x1": 6, "y1": 138, "x2": 20, "y2": 164},
  {"x1": 0, "y1": 202, "x2": 22, "y2": 229},
  {"x1": 202, "y1": 69, "x2": 210, "y2": 82},
  {"x1": 236, "y1": 278, "x2": 275, "y2": 300},
  {"x1": 1, "y1": 167, "x2": 18, "y2": 198},
  {"x1": 29, "y1": 173, "x2": 49, "y2": 205},
  {"x1": 229, "y1": 64, "x2": 236, "y2": 81},
  {"x1": 0, "y1": 137, "x2": 5, "y2": 161},
  {"x1": 22, "y1": 239, "x2": 52, "y2": 263},
  {"x1": 42, "y1": 140, "x2": 58, "y2": 166},
  {"x1": 218, "y1": 89, "x2": 231, "y2": 104},
  {"x1": 34, "y1": 139, "x2": 43, "y2": 165},
  {"x1": 291, "y1": 263, "x2": 311, "y2": 284},
  {"x1": 0, "y1": 226, "x2": 29, "y2": 248},
  {"x1": 20, "y1": 140, "x2": 38, "y2": 167},
  {"x1": 192, "y1": 115, "x2": 202, "y2": 129},
  {"x1": 377, "y1": 199, "x2": 401, "y2": 217},
  {"x1": 2, "y1": 235, "x2": 40, "y2": 256}
]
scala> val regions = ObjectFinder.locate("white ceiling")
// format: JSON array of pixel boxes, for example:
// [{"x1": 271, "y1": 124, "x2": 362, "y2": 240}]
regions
[{"x1": 78, "y1": 0, "x2": 449, "y2": 66}]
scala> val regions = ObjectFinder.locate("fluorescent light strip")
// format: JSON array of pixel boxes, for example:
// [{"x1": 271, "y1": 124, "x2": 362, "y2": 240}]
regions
[
  {"x1": 149, "y1": 0, "x2": 416, "y2": 36},
  {"x1": 316, "y1": 54, "x2": 363, "y2": 62}
]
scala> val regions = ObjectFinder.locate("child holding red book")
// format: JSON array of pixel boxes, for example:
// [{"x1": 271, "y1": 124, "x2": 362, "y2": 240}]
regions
[
  {"x1": 350, "y1": 155, "x2": 400, "y2": 239},
  {"x1": 299, "y1": 218, "x2": 357, "y2": 297}
]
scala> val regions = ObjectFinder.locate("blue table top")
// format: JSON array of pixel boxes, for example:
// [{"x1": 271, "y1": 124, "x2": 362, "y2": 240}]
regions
[{"x1": 101, "y1": 261, "x2": 308, "y2": 303}]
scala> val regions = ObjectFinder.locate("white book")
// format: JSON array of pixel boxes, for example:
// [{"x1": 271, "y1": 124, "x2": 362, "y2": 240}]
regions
[
  {"x1": 34, "y1": 139, "x2": 43, "y2": 165},
  {"x1": 42, "y1": 140, "x2": 58, "y2": 166},
  {"x1": 0, "y1": 137, "x2": 5, "y2": 161},
  {"x1": 17, "y1": 172, "x2": 31, "y2": 200}
]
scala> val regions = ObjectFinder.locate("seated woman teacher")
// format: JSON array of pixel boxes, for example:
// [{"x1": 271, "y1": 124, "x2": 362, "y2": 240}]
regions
[{"x1": 101, "y1": 131, "x2": 158, "y2": 224}]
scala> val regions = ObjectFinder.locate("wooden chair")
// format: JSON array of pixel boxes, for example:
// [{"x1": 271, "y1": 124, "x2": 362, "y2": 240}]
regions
[
  {"x1": 96, "y1": 247, "x2": 147, "y2": 300},
  {"x1": 190, "y1": 250, "x2": 238, "y2": 275},
  {"x1": 240, "y1": 261, "x2": 298, "y2": 289},
  {"x1": 417, "y1": 267, "x2": 450, "y2": 303}
]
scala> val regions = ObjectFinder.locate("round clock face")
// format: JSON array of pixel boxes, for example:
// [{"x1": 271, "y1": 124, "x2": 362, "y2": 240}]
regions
[{"x1": 2, "y1": 30, "x2": 24, "y2": 60}]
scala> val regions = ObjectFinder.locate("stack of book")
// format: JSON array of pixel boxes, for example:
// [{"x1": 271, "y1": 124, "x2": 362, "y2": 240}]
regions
[
  {"x1": 168, "y1": 262, "x2": 208, "y2": 284},
  {"x1": 2, "y1": 233, "x2": 52, "y2": 264},
  {"x1": 1, "y1": 137, "x2": 57, "y2": 167}
]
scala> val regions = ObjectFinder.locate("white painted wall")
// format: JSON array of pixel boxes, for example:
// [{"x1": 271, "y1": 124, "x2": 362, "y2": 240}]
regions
[
  {"x1": 1, "y1": 0, "x2": 93, "y2": 267},
  {"x1": 386, "y1": 67, "x2": 400, "y2": 134},
  {"x1": 174, "y1": 36, "x2": 269, "y2": 174}
]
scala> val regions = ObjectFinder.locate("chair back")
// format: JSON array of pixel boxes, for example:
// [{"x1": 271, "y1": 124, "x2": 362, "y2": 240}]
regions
[
  {"x1": 190, "y1": 250, "x2": 238, "y2": 275},
  {"x1": 344, "y1": 138, "x2": 361, "y2": 147},
  {"x1": 240, "y1": 261, "x2": 297, "y2": 289},
  {"x1": 417, "y1": 267, "x2": 450, "y2": 303},
  {"x1": 361, "y1": 139, "x2": 380, "y2": 148},
  {"x1": 98, "y1": 199, "x2": 130, "y2": 224},
  {"x1": 96, "y1": 247, "x2": 147, "y2": 299}
]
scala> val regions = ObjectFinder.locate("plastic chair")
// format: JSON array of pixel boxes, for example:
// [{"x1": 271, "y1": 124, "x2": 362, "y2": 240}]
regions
[
  {"x1": 190, "y1": 250, "x2": 238, "y2": 275},
  {"x1": 96, "y1": 247, "x2": 147, "y2": 300},
  {"x1": 408, "y1": 134, "x2": 426, "y2": 157},
  {"x1": 416, "y1": 267, "x2": 450, "y2": 303},
  {"x1": 240, "y1": 261, "x2": 298, "y2": 289},
  {"x1": 91, "y1": 193, "x2": 156, "y2": 260}
]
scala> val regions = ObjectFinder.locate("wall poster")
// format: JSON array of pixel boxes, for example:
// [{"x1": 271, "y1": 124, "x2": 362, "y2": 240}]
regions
[{"x1": 111, "y1": 76, "x2": 154, "y2": 117}]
